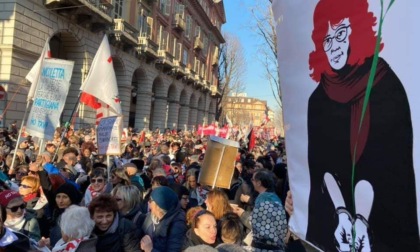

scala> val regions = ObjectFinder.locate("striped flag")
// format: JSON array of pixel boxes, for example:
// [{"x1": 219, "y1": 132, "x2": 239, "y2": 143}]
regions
[{"x1": 26, "y1": 39, "x2": 51, "y2": 101}]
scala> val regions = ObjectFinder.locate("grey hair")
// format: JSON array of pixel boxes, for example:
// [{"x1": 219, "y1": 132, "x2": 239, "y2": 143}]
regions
[
  {"x1": 60, "y1": 205, "x2": 95, "y2": 239},
  {"x1": 111, "y1": 185, "x2": 142, "y2": 210}
]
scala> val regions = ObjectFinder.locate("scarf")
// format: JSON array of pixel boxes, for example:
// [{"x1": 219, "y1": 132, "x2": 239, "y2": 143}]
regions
[
  {"x1": 52, "y1": 236, "x2": 88, "y2": 252},
  {"x1": 321, "y1": 57, "x2": 387, "y2": 162},
  {"x1": 4, "y1": 213, "x2": 26, "y2": 232},
  {"x1": 23, "y1": 193, "x2": 38, "y2": 203}
]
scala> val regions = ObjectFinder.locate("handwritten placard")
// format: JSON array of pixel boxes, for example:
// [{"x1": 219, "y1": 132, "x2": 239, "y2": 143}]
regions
[
  {"x1": 97, "y1": 116, "x2": 122, "y2": 155},
  {"x1": 26, "y1": 59, "x2": 74, "y2": 139}
]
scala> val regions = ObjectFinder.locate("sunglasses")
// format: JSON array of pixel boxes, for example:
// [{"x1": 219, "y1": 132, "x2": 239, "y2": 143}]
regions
[
  {"x1": 91, "y1": 178, "x2": 104, "y2": 184},
  {"x1": 28, "y1": 170, "x2": 37, "y2": 175},
  {"x1": 7, "y1": 203, "x2": 26, "y2": 212},
  {"x1": 16, "y1": 172, "x2": 28, "y2": 176},
  {"x1": 20, "y1": 184, "x2": 32, "y2": 189}
]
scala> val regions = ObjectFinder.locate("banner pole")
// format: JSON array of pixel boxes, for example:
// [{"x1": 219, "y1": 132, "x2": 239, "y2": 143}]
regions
[
  {"x1": 211, "y1": 145, "x2": 225, "y2": 189},
  {"x1": 9, "y1": 100, "x2": 32, "y2": 175},
  {"x1": 52, "y1": 91, "x2": 82, "y2": 162}
]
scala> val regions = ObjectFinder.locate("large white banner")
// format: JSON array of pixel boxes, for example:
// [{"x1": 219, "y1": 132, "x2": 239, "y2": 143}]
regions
[
  {"x1": 272, "y1": 0, "x2": 419, "y2": 251},
  {"x1": 26, "y1": 59, "x2": 74, "y2": 140}
]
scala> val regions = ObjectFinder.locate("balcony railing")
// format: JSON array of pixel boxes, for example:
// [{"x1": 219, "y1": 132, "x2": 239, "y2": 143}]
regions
[
  {"x1": 114, "y1": 19, "x2": 139, "y2": 45},
  {"x1": 194, "y1": 36, "x2": 203, "y2": 50},
  {"x1": 137, "y1": 35, "x2": 159, "y2": 60},
  {"x1": 173, "y1": 14, "x2": 185, "y2": 31}
]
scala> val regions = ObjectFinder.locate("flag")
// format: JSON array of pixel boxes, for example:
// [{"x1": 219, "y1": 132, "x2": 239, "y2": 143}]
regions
[
  {"x1": 261, "y1": 111, "x2": 271, "y2": 126},
  {"x1": 226, "y1": 114, "x2": 233, "y2": 128},
  {"x1": 247, "y1": 127, "x2": 256, "y2": 151},
  {"x1": 80, "y1": 35, "x2": 122, "y2": 118},
  {"x1": 26, "y1": 40, "x2": 51, "y2": 101}
]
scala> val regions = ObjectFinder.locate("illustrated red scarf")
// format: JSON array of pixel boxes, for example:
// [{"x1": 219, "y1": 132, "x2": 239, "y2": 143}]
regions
[{"x1": 321, "y1": 57, "x2": 387, "y2": 162}]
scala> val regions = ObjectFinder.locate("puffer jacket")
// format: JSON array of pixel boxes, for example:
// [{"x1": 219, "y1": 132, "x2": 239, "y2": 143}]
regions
[{"x1": 140, "y1": 204, "x2": 187, "y2": 252}]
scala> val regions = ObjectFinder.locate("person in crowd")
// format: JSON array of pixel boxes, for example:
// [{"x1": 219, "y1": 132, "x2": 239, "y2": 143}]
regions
[
  {"x1": 169, "y1": 162, "x2": 184, "y2": 184},
  {"x1": 83, "y1": 168, "x2": 111, "y2": 206},
  {"x1": 79, "y1": 142, "x2": 95, "y2": 174},
  {"x1": 18, "y1": 176, "x2": 40, "y2": 210},
  {"x1": 89, "y1": 194, "x2": 140, "y2": 252},
  {"x1": 110, "y1": 167, "x2": 131, "y2": 189},
  {"x1": 169, "y1": 184, "x2": 190, "y2": 212},
  {"x1": 0, "y1": 204, "x2": 32, "y2": 251},
  {"x1": 12, "y1": 164, "x2": 29, "y2": 186},
  {"x1": 205, "y1": 189, "x2": 233, "y2": 221},
  {"x1": 184, "y1": 169, "x2": 200, "y2": 207},
  {"x1": 123, "y1": 163, "x2": 144, "y2": 192},
  {"x1": 233, "y1": 169, "x2": 288, "y2": 252},
  {"x1": 111, "y1": 185, "x2": 145, "y2": 235},
  {"x1": 186, "y1": 206, "x2": 205, "y2": 228},
  {"x1": 50, "y1": 182, "x2": 83, "y2": 247},
  {"x1": 140, "y1": 186, "x2": 187, "y2": 252},
  {"x1": 183, "y1": 210, "x2": 219, "y2": 249},
  {"x1": 0, "y1": 190, "x2": 40, "y2": 241},
  {"x1": 56, "y1": 147, "x2": 80, "y2": 181},
  {"x1": 217, "y1": 212, "x2": 244, "y2": 246},
  {"x1": 45, "y1": 205, "x2": 97, "y2": 252}
]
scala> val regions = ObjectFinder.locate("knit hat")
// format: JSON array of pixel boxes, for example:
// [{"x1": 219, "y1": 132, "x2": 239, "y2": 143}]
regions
[
  {"x1": 150, "y1": 186, "x2": 179, "y2": 212},
  {"x1": 0, "y1": 190, "x2": 21, "y2": 207},
  {"x1": 56, "y1": 183, "x2": 82, "y2": 205}
]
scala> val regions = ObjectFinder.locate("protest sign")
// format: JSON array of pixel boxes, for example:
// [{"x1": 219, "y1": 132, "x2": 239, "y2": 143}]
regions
[
  {"x1": 26, "y1": 59, "x2": 74, "y2": 139},
  {"x1": 96, "y1": 116, "x2": 122, "y2": 155},
  {"x1": 272, "y1": 0, "x2": 420, "y2": 251},
  {"x1": 198, "y1": 136, "x2": 239, "y2": 189}
]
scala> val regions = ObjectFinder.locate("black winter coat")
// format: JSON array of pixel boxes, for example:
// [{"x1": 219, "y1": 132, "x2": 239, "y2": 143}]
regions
[{"x1": 94, "y1": 214, "x2": 141, "y2": 252}]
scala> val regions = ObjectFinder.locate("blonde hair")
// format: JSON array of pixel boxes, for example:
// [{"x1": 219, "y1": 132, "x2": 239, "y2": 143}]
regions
[
  {"x1": 21, "y1": 176, "x2": 41, "y2": 194},
  {"x1": 206, "y1": 189, "x2": 233, "y2": 220}
]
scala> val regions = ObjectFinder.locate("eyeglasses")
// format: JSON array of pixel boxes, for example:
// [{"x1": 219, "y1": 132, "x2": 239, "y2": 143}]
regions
[
  {"x1": 7, "y1": 203, "x2": 26, "y2": 212},
  {"x1": 323, "y1": 25, "x2": 350, "y2": 52},
  {"x1": 28, "y1": 170, "x2": 37, "y2": 175},
  {"x1": 181, "y1": 196, "x2": 189, "y2": 200},
  {"x1": 20, "y1": 184, "x2": 32, "y2": 189},
  {"x1": 91, "y1": 178, "x2": 104, "y2": 184},
  {"x1": 16, "y1": 172, "x2": 28, "y2": 176}
]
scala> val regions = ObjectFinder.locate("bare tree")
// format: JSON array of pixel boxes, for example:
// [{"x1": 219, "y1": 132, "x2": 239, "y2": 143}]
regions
[
  {"x1": 249, "y1": 0, "x2": 282, "y2": 109},
  {"x1": 215, "y1": 33, "x2": 246, "y2": 122}
]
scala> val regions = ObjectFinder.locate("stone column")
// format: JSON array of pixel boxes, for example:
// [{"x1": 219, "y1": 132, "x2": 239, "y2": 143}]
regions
[
  {"x1": 151, "y1": 97, "x2": 168, "y2": 130},
  {"x1": 118, "y1": 85, "x2": 132, "y2": 128},
  {"x1": 167, "y1": 101, "x2": 180, "y2": 130},
  {"x1": 188, "y1": 107, "x2": 198, "y2": 130},
  {"x1": 178, "y1": 104, "x2": 190, "y2": 130},
  {"x1": 135, "y1": 91, "x2": 152, "y2": 129},
  {"x1": 197, "y1": 109, "x2": 204, "y2": 126}
]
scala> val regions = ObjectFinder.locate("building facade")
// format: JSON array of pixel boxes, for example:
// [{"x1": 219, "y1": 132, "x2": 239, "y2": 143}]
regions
[
  {"x1": 224, "y1": 94, "x2": 270, "y2": 126},
  {"x1": 0, "y1": 0, "x2": 225, "y2": 131}
]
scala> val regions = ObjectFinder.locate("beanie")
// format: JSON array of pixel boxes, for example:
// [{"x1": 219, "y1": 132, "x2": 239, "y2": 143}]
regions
[
  {"x1": 150, "y1": 186, "x2": 178, "y2": 212},
  {"x1": 56, "y1": 183, "x2": 82, "y2": 205},
  {"x1": 0, "y1": 190, "x2": 21, "y2": 207}
]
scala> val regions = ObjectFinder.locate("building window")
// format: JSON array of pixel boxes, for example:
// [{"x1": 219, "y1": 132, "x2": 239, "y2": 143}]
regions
[
  {"x1": 185, "y1": 15, "x2": 192, "y2": 39},
  {"x1": 195, "y1": 24, "x2": 201, "y2": 38},
  {"x1": 183, "y1": 48, "x2": 188, "y2": 66},
  {"x1": 114, "y1": 0, "x2": 123, "y2": 18},
  {"x1": 174, "y1": 2, "x2": 185, "y2": 17},
  {"x1": 203, "y1": 34, "x2": 209, "y2": 56},
  {"x1": 159, "y1": 0, "x2": 171, "y2": 16}
]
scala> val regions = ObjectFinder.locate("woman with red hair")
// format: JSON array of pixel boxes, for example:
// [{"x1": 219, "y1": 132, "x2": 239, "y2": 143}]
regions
[{"x1": 306, "y1": 0, "x2": 418, "y2": 251}]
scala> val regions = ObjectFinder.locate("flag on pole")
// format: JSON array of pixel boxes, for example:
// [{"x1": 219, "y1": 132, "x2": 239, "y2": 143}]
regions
[
  {"x1": 26, "y1": 40, "x2": 51, "y2": 101},
  {"x1": 80, "y1": 35, "x2": 122, "y2": 121},
  {"x1": 247, "y1": 127, "x2": 256, "y2": 151},
  {"x1": 225, "y1": 114, "x2": 233, "y2": 139},
  {"x1": 261, "y1": 111, "x2": 271, "y2": 126}
]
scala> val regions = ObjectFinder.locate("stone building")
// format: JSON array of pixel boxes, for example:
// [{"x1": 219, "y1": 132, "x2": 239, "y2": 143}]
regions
[
  {"x1": 0, "y1": 0, "x2": 225, "y2": 131},
  {"x1": 224, "y1": 94, "x2": 270, "y2": 127}
]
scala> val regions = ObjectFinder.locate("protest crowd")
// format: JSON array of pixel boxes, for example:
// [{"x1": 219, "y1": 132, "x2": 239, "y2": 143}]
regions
[{"x1": 0, "y1": 123, "x2": 298, "y2": 252}]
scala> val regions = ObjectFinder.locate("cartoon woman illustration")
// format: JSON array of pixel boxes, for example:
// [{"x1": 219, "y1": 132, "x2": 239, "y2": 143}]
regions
[{"x1": 307, "y1": 0, "x2": 419, "y2": 251}]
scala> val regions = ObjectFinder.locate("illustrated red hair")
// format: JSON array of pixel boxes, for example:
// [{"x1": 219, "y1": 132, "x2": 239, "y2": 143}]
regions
[{"x1": 308, "y1": 0, "x2": 383, "y2": 82}]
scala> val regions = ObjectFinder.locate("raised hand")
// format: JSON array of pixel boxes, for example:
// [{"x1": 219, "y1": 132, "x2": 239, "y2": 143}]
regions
[{"x1": 353, "y1": 180, "x2": 374, "y2": 252}]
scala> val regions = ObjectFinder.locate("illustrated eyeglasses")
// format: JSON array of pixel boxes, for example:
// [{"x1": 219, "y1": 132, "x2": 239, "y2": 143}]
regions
[
  {"x1": 323, "y1": 25, "x2": 350, "y2": 52},
  {"x1": 7, "y1": 203, "x2": 26, "y2": 213},
  {"x1": 91, "y1": 178, "x2": 104, "y2": 184}
]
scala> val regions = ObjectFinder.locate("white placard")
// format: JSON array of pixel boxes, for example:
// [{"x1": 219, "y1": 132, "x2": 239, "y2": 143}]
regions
[
  {"x1": 26, "y1": 59, "x2": 74, "y2": 139},
  {"x1": 97, "y1": 116, "x2": 122, "y2": 155}
]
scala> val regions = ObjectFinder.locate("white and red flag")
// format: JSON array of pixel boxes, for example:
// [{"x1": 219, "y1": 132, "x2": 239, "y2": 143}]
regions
[
  {"x1": 260, "y1": 111, "x2": 271, "y2": 126},
  {"x1": 26, "y1": 39, "x2": 51, "y2": 101},
  {"x1": 80, "y1": 35, "x2": 122, "y2": 123}
]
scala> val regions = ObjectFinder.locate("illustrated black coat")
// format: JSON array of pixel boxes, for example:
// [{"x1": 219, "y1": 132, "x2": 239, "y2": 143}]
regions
[{"x1": 306, "y1": 58, "x2": 419, "y2": 251}]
